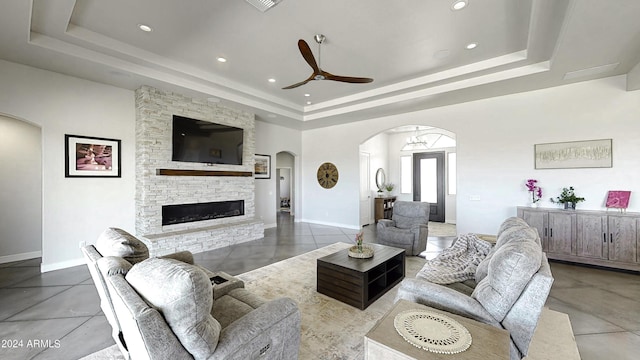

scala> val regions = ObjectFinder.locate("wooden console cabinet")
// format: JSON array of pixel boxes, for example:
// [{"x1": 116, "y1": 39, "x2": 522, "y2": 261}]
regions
[
  {"x1": 374, "y1": 196, "x2": 396, "y2": 223},
  {"x1": 517, "y1": 207, "x2": 640, "y2": 271}
]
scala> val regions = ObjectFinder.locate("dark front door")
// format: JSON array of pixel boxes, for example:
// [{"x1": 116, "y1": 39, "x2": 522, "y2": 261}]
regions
[{"x1": 413, "y1": 152, "x2": 445, "y2": 222}]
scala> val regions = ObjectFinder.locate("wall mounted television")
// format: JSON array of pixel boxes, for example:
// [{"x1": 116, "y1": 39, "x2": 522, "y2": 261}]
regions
[{"x1": 172, "y1": 115, "x2": 244, "y2": 165}]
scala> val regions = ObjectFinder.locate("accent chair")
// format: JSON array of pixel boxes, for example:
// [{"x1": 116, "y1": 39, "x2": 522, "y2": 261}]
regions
[{"x1": 376, "y1": 201, "x2": 430, "y2": 255}]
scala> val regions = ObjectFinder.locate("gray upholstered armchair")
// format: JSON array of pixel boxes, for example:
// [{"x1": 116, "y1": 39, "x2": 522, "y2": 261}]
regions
[
  {"x1": 82, "y1": 228, "x2": 221, "y2": 357},
  {"x1": 395, "y1": 217, "x2": 554, "y2": 360},
  {"x1": 103, "y1": 257, "x2": 301, "y2": 360},
  {"x1": 83, "y1": 228, "x2": 301, "y2": 359},
  {"x1": 376, "y1": 201, "x2": 429, "y2": 255}
]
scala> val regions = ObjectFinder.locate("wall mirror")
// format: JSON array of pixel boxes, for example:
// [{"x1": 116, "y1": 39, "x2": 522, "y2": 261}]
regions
[{"x1": 375, "y1": 168, "x2": 386, "y2": 191}]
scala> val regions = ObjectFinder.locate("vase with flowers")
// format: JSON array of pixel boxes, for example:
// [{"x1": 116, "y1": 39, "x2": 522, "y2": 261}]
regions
[
  {"x1": 525, "y1": 179, "x2": 543, "y2": 207},
  {"x1": 348, "y1": 231, "x2": 374, "y2": 258},
  {"x1": 550, "y1": 186, "x2": 585, "y2": 210}
]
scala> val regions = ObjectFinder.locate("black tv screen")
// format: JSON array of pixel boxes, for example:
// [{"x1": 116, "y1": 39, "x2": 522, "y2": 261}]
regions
[{"x1": 172, "y1": 115, "x2": 244, "y2": 165}]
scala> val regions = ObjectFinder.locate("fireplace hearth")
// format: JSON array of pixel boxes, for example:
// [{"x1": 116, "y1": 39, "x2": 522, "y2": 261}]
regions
[{"x1": 162, "y1": 200, "x2": 245, "y2": 226}]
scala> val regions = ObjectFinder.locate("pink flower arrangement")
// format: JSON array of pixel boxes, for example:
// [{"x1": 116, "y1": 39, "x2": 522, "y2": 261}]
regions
[
  {"x1": 354, "y1": 232, "x2": 364, "y2": 251},
  {"x1": 525, "y1": 179, "x2": 543, "y2": 203}
]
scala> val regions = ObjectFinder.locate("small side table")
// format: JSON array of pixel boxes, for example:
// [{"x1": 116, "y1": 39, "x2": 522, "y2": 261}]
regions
[
  {"x1": 209, "y1": 271, "x2": 244, "y2": 300},
  {"x1": 365, "y1": 300, "x2": 510, "y2": 360}
]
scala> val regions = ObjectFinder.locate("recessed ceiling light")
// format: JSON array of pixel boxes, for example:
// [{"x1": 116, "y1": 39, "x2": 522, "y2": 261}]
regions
[
  {"x1": 217, "y1": 57, "x2": 227, "y2": 63},
  {"x1": 306, "y1": 101, "x2": 312, "y2": 105},
  {"x1": 304, "y1": 93, "x2": 310, "y2": 97},
  {"x1": 268, "y1": 78, "x2": 276, "y2": 83},
  {"x1": 465, "y1": 42, "x2": 478, "y2": 50},
  {"x1": 138, "y1": 24, "x2": 152, "y2": 32},
  {"x1": 451, "y1": 1, "x2": 468, "y2": 11}
]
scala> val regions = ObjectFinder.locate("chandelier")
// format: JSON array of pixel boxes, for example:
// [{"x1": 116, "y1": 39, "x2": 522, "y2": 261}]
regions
[{"x1": 402, "y1": 127, "x2": 433, "y2": 151}]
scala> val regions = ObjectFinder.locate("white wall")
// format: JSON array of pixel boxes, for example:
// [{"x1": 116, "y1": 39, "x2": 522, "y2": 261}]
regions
[
  {"x1": 301, "y1": 75, "x2": 640, "y2": 235},
  {"x1": 0, "y1": 59, "x2": 136, "y2": 271},
  {"x1": 300, "y1": 127, "x2": 363, "y2": 228},
  {"x1": 254, "y1": 121, "x2": 302, "y2": 228},
  {"x1": 360, "y1": 133, "x2": 389, "y2": 222},
  {"x1": 0, "y1": 115, "x2": 42, "y2": 262}
]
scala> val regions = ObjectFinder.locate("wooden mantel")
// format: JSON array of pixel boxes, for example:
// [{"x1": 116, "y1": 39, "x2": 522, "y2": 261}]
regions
[{"x1": 156, "y1": 169, "x2": 253, "y2": 177}]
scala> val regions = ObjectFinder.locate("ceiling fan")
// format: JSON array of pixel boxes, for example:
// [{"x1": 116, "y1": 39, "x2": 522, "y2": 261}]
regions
[{"x1": 282, "y1": 34, "x2": 374, "y2": 89}]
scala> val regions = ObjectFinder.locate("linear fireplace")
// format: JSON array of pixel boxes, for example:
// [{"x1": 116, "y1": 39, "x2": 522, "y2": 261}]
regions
[{"x1": 162, "y1": 200, "x2": 245, "y2": 226}]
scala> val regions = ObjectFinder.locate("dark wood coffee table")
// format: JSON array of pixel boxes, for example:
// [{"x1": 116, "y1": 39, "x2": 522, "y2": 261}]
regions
[{"x1": 317, "y1": 243, "x2": 405, "y2": 310}]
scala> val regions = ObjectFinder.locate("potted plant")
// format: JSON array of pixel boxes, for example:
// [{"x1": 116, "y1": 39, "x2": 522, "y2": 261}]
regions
[
  {"x1": 550, "y1": 186, "x2": 585, "y2": 209},
  {"x1": 384, "y1": 183, "x2": 395, "y2": 196}
]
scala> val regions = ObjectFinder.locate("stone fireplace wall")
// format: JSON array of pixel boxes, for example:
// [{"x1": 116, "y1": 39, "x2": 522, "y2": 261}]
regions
[{"x1": 135, "y1": 86, "x2": 263, "y2": 256}]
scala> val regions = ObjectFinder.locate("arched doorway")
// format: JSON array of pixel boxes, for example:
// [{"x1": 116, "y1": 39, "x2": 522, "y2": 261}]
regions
[
  {"x1": 0, "y1": 114, "x2": 42, "y2": 263},
  {"x1": 359, "y1": 125, "x2": 457, "y2": 233},
  {"x1": 275, "y1": 151, "x2": 295, "y2": 219}
]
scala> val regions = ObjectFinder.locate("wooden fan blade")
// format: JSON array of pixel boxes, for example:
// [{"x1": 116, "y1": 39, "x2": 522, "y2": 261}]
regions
[
  {"x1": 282, "y1": 80, "x2": 309, "y2": 89},
  {"x1": 298, "y1": 39, "x2": 320, "y2": 74},
  {"x1": 324, "y1": 71, "x2": 373, "y2": 84},
  {"x1": 282, "y1": 74, "x2": 314, "y2": 89}
]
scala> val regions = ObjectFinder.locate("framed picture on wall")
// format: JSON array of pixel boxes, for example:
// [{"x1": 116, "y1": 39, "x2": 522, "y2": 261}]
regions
[
  {"x1": 254, "y1": 154, "x2": 271, "y2": 179},
  {"x1": 534, "y1": 139, "x2": 612, "y2": 169},
  {"x1": 65, "y1": 134, "x2": 121, "y2": 178}
]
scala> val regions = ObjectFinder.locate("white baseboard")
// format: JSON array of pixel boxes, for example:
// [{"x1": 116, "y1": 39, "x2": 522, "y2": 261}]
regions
[
  {"x1": 40, "y1": 257, "x2": 85, "y2": 273},
  {"x1": 264, "y1": 223, "x2": 277, "y2": 229},
  {"x1": 298, "y1": 218, "x2": 359, "y2": 230},
  {"x1": 0, "y1": 251, "x2": 42, "y2": 264}
]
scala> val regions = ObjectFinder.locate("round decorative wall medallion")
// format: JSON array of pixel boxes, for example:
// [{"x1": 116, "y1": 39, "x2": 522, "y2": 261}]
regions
[{"x1": 317, "y1": 162, "x2": 339, "y2": 189}]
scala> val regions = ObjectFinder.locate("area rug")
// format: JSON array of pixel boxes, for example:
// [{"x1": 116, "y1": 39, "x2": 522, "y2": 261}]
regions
[
  {"x1": 237, "y1": 242, "x2": 425, "y2": 359},
  {"x1": 83, "y1": 242, "x2": 579, "y2": 360},
  {"x1": 428, "y1": 221, "x2": 457, "y2": 237}
]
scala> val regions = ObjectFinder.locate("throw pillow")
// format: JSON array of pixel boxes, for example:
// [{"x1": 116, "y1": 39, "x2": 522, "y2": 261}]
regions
[
  {"x1": 126, "y1": 258, "x2": 221, "y2": 360},
  {"x1": 95, "y1": 228, "x2": 149, "y2": 264}
]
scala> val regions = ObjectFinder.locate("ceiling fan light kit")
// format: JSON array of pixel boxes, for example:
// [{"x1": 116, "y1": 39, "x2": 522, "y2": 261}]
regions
[
  {"x1": 245, "y1": 0, "x2": 282, "y2": 12},
  {"x1": 282, "y1": 34, "x2": 374, "y2": 89}
]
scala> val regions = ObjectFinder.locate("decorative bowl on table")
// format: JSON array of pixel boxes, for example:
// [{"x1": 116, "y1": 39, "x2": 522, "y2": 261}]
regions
[{"x1": 348, "y1": 245, "x2": 374, "y2": 259}]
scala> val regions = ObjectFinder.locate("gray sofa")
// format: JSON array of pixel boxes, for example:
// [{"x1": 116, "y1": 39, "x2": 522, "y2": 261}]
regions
[
  {"x1": 82, "y1": 228, "x2": 301, "y2": 360},
  {"x1": 376, "y1": 201, "x2": 429, "y2": 255},
  {"x1": 395, "y1": 217, "x2": 554, "y2": 360}
]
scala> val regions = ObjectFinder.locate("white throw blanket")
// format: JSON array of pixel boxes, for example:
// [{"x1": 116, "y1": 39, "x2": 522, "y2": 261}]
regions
[{"x1": 416, "y1": 233, "x2": 492, "y2": 284}]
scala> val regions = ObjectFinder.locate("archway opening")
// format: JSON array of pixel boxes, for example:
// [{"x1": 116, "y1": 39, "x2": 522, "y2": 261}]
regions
[
  {"x1": 275, "y1": 151, "x2": 295, "y2": 222},
  {"x1": 0, "y1": 114, "x2": 43, "y2": 264},
  {"x1": 359, "y1": 124, "x2": 457, "y2": 237}
]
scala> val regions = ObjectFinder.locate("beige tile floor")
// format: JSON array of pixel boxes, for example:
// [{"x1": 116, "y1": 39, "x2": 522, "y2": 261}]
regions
[{"x1": 1, "y1": 214, "x2": 639, "y2": 359}]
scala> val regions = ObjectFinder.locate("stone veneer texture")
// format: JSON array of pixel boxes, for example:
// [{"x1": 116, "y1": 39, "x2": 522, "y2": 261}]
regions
[{"x1": 135, "y1": 86, "x2": 263, "y2": 256}]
